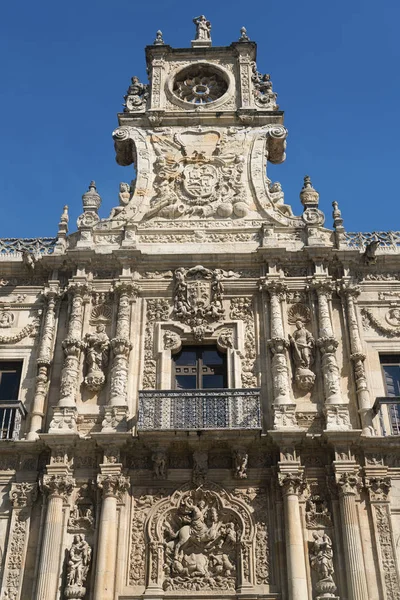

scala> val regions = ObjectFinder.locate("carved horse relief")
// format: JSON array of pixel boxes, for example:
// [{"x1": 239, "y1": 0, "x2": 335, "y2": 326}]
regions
[{"x1": 145, "y1": 484, "x2": 255, "y2": 593}]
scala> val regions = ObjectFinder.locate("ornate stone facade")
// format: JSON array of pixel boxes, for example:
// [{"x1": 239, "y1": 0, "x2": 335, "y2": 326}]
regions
[{"x1": 0, "y1": 17, "x2": 399, "y2": 600}]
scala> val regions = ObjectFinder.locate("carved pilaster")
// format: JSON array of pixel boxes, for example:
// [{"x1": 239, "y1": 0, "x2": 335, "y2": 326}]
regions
[
  {"x1": 365, "y1": 476, "x2": 400, "y2": 599},
  {"x1": 106, "y1": 282, "x2": 137, "y2": 426},
  {"x1": 312, "y1": 278, "x2": 350, "y2": 430},
  {"x1": 277, "y1": 469, "x2": 308, "y2": 599},
  {"x1": 94, "y1": 471, "x2": 130, "y2": 600},
  {"x1": 339, "y1": 281, "x2": 374, "y2": 436},
  {"x1": 2, "y1": 483, "x2": 38, "y2": 600},
  {"x1": 35, "y1": 473, "x2": 75, "y2": 600},
  {"x1": 262, "y1": 280, "x2": 293, "y2": 426},
  {"x1": 28, "y1": 288, "x2": 60, "y2": 440},
  {"x1": 333, "y1": 469, "x2": 368, "y2": 600},
  {"x1": 50, "y1": 283, "x2": 90, "y2": 433}
]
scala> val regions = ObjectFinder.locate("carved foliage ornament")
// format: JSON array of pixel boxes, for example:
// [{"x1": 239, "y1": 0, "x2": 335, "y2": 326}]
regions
[
  {"x1": 145, "y1": 484, "x2": 255, "y2": 592},
  {"x1": 361, "y1": 307, "x2": 400, "y2": 337},
  {"x1": 230, "y1": 297, "x2": 257, "y2": 387}
]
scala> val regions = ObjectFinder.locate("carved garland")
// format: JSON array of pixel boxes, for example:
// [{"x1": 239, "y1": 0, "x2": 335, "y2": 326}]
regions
[
  {"x1": 0, "y1": 319, "x2": 40, "y2": 344},
  {"x1": 361, "y1": 308, "x2": 400, "y2": 337}
]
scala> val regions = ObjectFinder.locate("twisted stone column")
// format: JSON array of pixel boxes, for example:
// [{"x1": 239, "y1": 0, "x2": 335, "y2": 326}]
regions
[
  {"x1": 262, "y1": 280, "x2": 296, "y2": 429},
  {"x1": 339, "y1": 281, "x2": 374, "y2": 435},
  {"x1": 336, "y1": 471, "x2": 368, "y2": 600},
  {"x1": 312, "y1": 279, "x2": 350, "y2": 430},
  {"x1": 27, "y1": 288, "x2": 59, "y2": 440},
  {"x1": 49, "y1": 283, "x2": 89, "y2": 432},
  {"x1": 278, "y1": 471, "x2": 309, "y2": 600},
  {"x1": 2, "y1": 483, "x2": 38, "y2": 600},
  {"x1": 94, "y1": 471, "x2": 130, "y2": 600},
  {"x1": 102, "y1": 282, "x2": 137, "y2": 431},
  {"x1": 35, "y1": 474, "x2": 75, "y2": 600}
]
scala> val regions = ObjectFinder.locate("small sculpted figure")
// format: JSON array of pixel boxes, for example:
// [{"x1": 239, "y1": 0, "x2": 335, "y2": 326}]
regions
[
  {"x1": 269, "y1": 182, "x2": 293, "y2": 216},
  {"x1": 152, "y1": 450, "x2": 167, "y2": 479},
  {"x1": 109, "y1": 181, "x2": 133, "y2": 219},
  {"x1": 234, "y1": 448, "x2": 248, "y2": 479},
  {"x1": 289, "y1": 320, "x2": 316, "y2": 392},
  {"x1": 84, "y1": 324, "x2": 110, "y2": 391},
  {"x1": 66, "y1": 534, "x2": 92, "y2": 589},
  {"x1": 193, "y1": 15, "x2": 211, "y2": 40},
  {"x1": 309, "y1": 532, "x2": 337, "y2": 595}
]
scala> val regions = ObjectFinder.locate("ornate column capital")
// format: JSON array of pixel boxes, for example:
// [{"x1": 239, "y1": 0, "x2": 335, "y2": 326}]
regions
[
  {"x1": 97, "y1": 473, "x2": 130, "y2": 499},
  {"x1": 267, "y1": 337, "x2": 289, "y2": 354},
  {"x1": 309, "y1": 277, "x2": 333, "y2": 299},
  {"x1": 337, "y1": 280, "x2": 361, "y2": 299},
  {"x1": 67, "y1": 281, "x2": 92, "y2": 301},
  {"x1": 260, "y1": 278, "x2": 287, "y2": 299},
  {"x1": 40, "y1": 473, "x2": 75, "y2": 500},
  {"x1": 316, "y1": 336, "x2": 338, "y2": 354},
  {"x1": 278, "y1": 471, "x2": 306, "y2": 496},
  {"x1": 335, "y1": 471, "x2": 362, "y2": 497},
  {"x1": 114, "y1": 280, "x2": 140, "y2": 299},
  {"x1": 365, "y1": 476, "x2": 391, "y2": 502},
  {"x1": 10, "y1": 482, "x2": 38, "y2": 509}
]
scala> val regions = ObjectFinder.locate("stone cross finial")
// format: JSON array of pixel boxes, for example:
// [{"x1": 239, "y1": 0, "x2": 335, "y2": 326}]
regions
[
  {"x1": 239, "y1": 26, "x2": 250, "y2": 41},
  {"x1": 154, "y1": 30, "x2": 164, "y2": 45}
]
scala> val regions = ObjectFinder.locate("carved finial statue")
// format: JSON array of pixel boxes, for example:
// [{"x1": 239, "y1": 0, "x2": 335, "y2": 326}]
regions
[
  {"x1": 289, "y1": 320, "x2": 316, "y2": 392},
  {"x1": 239, "y1": 26, "x2": 250, "y2": 41},
  {"x1": 193, "y1": 15, "x2": 211, "y2": 41},
  {"x1": 300, "y1": 175, "x2": 319, "y2": 208},
  {"x1": 22, "y1": 250, "x2": 38, "y2": 271},
  {"x1": 192, "y1": 450, "x2": 208, "y2": 485},
  {"x1": 124, "y1": 76, "x2": 149, "y2": 112},
  {"x1": 309, "y1": 532, "x2": 337, "y2": 597},
  {"x1": 84, "y1": 324, "x2": 110, "y2": 391},
  {"x1": 364, "y1": 240, "x2": 380, "y2": 265},
  {"x1": 269, "y1": 182, "x2": 293, "y2": 216},
  {"x1": 109, "y1": 182, "x2": 133, "y2": 219},
  {"x1": 154, "y1": 30, "x2": 164, "y2": 45},
  {"x1": 65, "y1": 534, "x2": 92, "y2": 598}
]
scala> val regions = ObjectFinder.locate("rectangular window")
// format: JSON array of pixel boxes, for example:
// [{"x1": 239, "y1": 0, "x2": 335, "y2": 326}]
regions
[
  {"x1": 0, "y1": 362, "x2": 22, "y2": 439},
  {"x1": 380, "y1": 355, "x2": 400, "y2": 434},
  {"x1": 173, "y1": 345, "x2": 227, "y2": 390}
]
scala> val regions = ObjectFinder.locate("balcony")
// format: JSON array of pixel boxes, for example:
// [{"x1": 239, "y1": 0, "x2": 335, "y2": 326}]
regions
[
  {"x1": 373, "y1": 397, "x2": 400, "y2": 436},
  {"x1": 0, "y1": 401, "x2": 27, "y2": 440},
  {"x1": 138, "y1": 389, "x2": 261, "y2": 431}
]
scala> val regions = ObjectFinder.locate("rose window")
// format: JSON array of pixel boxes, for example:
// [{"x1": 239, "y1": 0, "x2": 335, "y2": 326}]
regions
[{"x1": 173, "y1": 65, "x2": 228, "y2": 104}]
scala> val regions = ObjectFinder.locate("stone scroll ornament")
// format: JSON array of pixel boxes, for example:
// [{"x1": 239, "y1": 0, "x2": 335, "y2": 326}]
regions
[
  {"x1": 309, "y1": 532, "x2": 338, "y2": 599},
  {"x1": 145, "y1": 484, "x2": 255, "y2": 593},
  {"x1": 288, "y1": 303, "x2": 316, "y2": 392},
  {"x1": 173, "y1": 266, "x2": 225, "y2": 340},
  {"x1": 64, "y1": 534, "x2": 92, "y2": 599}
]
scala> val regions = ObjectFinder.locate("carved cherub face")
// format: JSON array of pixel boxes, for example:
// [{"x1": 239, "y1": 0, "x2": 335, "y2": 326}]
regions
[
  {"x1": 96, "y1": 324, "x2": 105, "y2": 333},
  {"x1": 270, "y1": 182, "x2": 282, "y2": 193},
  {"x1": 120, "y1": 182, "x2": 130, "y2": 193}
]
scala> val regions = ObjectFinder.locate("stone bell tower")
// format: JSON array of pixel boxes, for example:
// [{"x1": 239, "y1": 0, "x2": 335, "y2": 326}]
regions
[{"x1": 109, "y1": 19, "x2": 308, "y2": 238}]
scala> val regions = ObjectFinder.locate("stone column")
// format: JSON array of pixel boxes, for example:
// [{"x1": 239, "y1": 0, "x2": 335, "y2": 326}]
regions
[
  {"x1": 1, "y1": 483, "x2": 38, "y2": 600},
  {"x1": 102, "y1": 282, "x2": 136, "y2": 431},
  {"x1": 27, "y1": 287, "x2": 59, "y2": 440},
  {"x1": 49, "y1": 283, "x2": 89, "y2": 433},
  {"x1": 365, "y1": 474, "x2": 400, "y2": 599},
  {"x1": 339, "y1": 281, "x2": 374, "y2": 436},
  {"x1": 335, "y1": 471, "x2": 368, "y2": 600},
  {"x1": 262, "y1": 280, "x2": 296, "y2": 429},
  {"x1": 94, "y1": 467, "x2": 130, "y2": 600},
  {"x1": 35, "y1": 473, "x2": 75, "y2": 600},
  {"x1": 312, "y1": 279, "x2": 350, "y2": 430},
  {"x1": 278, "y1": 471, "x2": 309, "y2": 600}
]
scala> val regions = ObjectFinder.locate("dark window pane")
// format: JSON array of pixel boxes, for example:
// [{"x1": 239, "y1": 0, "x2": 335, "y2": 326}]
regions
[
  {"x1": 0, "y1": 370, "x2": 21, "y2": 400},
  {"x1": 174, "y1": 350, "x2": 197, "y2": 366},
  {"x1": 175, "y1": 375, "x2": 197, "y2": 389},
  {"x1": 203, "y1": 374, "x2": 225, "y2": 389},
  {"x1": 202, "y1": 349, "x2": 223, "y2": 366},
  {"x1": 382, "y1": 365, "x2": 400, "y2": 396}
]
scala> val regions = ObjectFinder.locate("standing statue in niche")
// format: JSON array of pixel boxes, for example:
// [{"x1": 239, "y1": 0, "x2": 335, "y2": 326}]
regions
[
  {"x1": 289, "y1": 320, "x2": 316, "y2": 392},
  {"x1": 65, "y1": 534, "x2": 92, "y2": 599},
  {"x1": 309, "y1": 533, "x2": 337, "y2": 598},
  {"x1": 84, "y1": 324, "x2": 110, "y2": 392},
  {"x1": 193, "y1": 15, "x2": 211, "y2": 41}
]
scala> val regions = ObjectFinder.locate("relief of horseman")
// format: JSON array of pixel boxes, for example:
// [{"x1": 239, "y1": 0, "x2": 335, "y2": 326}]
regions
[{"x1": 169, "y1": 499, "x2": 221, "y2": 560}]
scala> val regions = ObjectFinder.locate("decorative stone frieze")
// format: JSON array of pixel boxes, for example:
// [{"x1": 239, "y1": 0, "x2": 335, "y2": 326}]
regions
[
  {"x1": 229, "y1": 297, "x2": 257, "y2": 388},
  {"x1": 143, "y1": 298, "x2": 170, "y2": 389}
]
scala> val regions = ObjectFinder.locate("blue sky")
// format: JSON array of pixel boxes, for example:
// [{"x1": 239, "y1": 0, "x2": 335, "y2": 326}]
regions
[{"x1": 0, "y1": 0, "x2": 398, "y2": 238}]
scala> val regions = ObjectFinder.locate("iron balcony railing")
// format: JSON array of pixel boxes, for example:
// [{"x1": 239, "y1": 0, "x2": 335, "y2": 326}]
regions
[
  {"x1": 373, "y1": 397, "x2": 400, "y2": 436},
  {"x1": 0, "y1": 401, "x2": 27, "y2": 440},
  {"x1": 138, "y1": 388, "x2": 261, "y2": 431}
]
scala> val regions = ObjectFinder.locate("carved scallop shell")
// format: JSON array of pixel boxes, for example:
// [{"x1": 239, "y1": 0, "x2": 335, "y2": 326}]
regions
[
  {"x1": 89, "y1": 304, "x2": 112, "y2": 324},
  {"x1": 287, "y1": 302, "x2": 311, "y2": 325}
]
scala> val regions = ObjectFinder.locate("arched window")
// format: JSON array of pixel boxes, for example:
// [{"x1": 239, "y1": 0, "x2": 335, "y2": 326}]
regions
[{"x1": 173, "y1": 345, "x2": 227, "y2": 389}]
